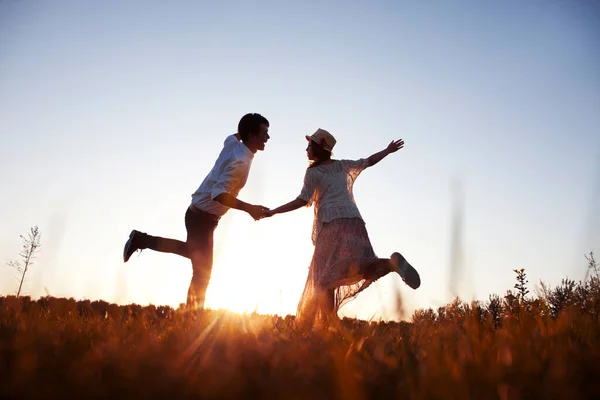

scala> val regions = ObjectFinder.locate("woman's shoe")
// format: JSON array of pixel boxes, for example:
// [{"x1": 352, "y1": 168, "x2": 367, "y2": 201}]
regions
[{"x1": 390, "y1": 252, "x2": 421, "y2": 289}]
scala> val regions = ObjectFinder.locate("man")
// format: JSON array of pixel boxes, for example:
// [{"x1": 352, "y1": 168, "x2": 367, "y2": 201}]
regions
[{"x1": 123, "y1": 113, "x2": 271, "y2": 308}]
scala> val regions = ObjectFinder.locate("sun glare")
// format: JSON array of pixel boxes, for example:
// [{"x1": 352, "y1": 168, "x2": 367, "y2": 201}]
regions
[{"x1": 202, "y1": 213, "x2": 310, "y2": 317}]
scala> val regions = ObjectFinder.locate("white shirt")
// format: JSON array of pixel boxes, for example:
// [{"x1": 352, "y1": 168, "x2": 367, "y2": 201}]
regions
[
  {"x1": 191, "y1": 134, "x2": 254, "y2": 217},
  {"x1": 297, "y1": 158, "x2": 370, "y2": 244}
]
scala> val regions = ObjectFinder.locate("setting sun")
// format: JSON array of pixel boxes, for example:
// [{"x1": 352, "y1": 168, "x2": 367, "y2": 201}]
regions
[{"x1": 205, "y1": 209, "x2": 316, "y2": 316}]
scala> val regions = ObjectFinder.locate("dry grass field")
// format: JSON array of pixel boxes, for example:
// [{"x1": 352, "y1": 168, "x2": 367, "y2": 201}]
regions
[{"x1": 2, "y1": 263, "x2": 600, "y2": 399}]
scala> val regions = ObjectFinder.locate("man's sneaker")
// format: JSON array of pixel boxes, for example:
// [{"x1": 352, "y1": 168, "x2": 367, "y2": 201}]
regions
[
  {"x1": 390, "y1": 252, "x2": 421, "y2": 289},
  {"x1": 123, "y1": 230, "x2": 147, "y2": 263}
]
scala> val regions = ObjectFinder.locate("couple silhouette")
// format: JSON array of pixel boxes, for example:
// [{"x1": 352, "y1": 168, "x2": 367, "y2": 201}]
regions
[{"x1": 123, "y1": 113, "x2": 420, "y2": 325}]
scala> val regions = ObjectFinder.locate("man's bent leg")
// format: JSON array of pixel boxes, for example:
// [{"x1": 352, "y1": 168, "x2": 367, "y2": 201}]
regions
[
  {"x1": 123, "y1": 230, "x2": 189, "y2": 262},
  {"x1": 148, "y1": 236, "x2": 189, "y2": 258}
]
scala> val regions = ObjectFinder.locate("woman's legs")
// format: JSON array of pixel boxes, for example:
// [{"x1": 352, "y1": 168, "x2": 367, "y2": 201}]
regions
[
  {"x1": 322, "y1": 288, "x2": 336, "y2": 316},
  {"x1": 323, "y1": 254, "x2": 420, "y2": 290},
  {"x1": 321, "y1": 257, "x2": 394, "y2": 289},
  {"x1": 296, "y1": 218, "x2": 421, "y2": 329}
]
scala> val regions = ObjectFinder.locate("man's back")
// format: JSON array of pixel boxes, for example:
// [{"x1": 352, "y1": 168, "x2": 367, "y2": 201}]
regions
[{"x1": 191, "y1": 134, "x2": 254, "y2": 217}]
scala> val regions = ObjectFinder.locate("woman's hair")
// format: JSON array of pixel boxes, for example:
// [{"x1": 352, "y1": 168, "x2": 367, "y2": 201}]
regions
[{"x1": 308, "y1": 140, "x2": 332, "y2": 169}]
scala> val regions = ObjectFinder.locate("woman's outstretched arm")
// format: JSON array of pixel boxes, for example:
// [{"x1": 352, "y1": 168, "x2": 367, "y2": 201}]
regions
[
  {"x1": 268, "y1": 198, "x2": 308, "y2": 216},
  {"x1": 367, "y1": 139, "x2": 404, "y2": 167}
]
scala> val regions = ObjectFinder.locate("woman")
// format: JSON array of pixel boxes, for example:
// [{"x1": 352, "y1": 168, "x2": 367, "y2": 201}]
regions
[{"x1": 265, "y1": 128, "x2": 420, "y2": 325}]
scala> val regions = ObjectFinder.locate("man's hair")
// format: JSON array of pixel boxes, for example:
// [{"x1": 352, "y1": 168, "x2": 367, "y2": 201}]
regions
[{"x1": 238, "y1": 113, "x2": 269, "y2": 141}]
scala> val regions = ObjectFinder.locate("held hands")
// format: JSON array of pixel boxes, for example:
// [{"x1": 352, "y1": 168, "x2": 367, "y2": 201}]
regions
[
  {"x1": 247, "y1": 205, "x2": 271, "y2": 221},
  {"x1": 386, "y1": 139, "x2": 404, "y2": 154},
  {"x1": 263, "y1": 209, "x2": 276, "y2": 218}
]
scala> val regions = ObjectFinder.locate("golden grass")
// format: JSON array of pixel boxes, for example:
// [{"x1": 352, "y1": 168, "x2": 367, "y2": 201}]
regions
[{"x1": 1, "y1": 291, "x2": 599, "y2": 399}]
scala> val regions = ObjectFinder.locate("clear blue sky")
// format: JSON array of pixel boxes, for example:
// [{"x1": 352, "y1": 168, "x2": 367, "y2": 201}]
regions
[{"x1": 1, "y1": 0, "x2": 599, "y2": 320}]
